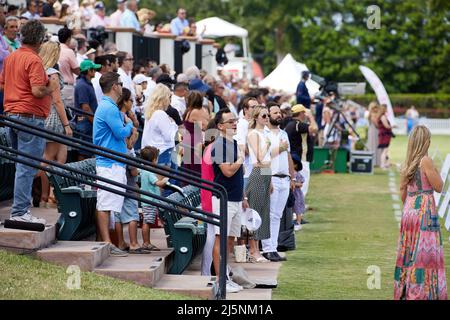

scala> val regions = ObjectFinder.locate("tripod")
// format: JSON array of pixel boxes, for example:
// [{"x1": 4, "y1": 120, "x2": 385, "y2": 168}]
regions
[{"x1": 324, "y1": 106, "x2": 360, "y2": 170}]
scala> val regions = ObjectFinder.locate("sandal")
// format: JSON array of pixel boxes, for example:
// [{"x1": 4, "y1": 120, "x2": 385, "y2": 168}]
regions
[
  {"x1": 142, "y1": 243, "x2": 161, "y2": 252},
  {"x1": 129, "y1": 247, "x2": 151, "y2": 254},
  {"x1": 248, "y1": 255, "x2": 269, "y2": 263}
]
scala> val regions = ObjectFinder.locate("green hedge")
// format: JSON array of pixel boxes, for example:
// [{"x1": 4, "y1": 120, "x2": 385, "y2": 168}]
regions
[{"x1": 346, "y1": 94, "x2": 450, "y2": 117}]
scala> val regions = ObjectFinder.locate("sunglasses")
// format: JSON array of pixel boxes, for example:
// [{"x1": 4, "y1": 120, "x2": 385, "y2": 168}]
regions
[
  {"x1": 116, "y1": 82, "x2": 123, "y2": 86},
  {"x1": 260, "y1": 114, "x2": 268, "y2": 119},
  {"x1": 221, "y1": 118, "x2": 238, "y2": 124}
]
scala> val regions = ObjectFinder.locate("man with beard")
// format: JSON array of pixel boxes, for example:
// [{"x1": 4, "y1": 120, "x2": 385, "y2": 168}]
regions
[{"x1": 261, "y1": 102, "x2": 296, "y2": 262}]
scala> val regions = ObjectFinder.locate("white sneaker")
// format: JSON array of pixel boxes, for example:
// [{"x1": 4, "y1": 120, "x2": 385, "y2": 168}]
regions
[
  {"x1": 228, "y1": 279, "x2": 243, "y2": 291},
  {"x1": 10, "y1": 212, "x2": 46, "y2": 225},
  {"x1": 294, "y1": 223, "x2": 302, "y2": 231},
  {"x1": 226, "y1": 280, "x2": 241, "y2": 293}
]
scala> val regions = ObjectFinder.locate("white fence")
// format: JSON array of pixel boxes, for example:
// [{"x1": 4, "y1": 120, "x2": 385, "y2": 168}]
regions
[{"x1": 393, "y1": 118, "x2": 450, "y2": 135}]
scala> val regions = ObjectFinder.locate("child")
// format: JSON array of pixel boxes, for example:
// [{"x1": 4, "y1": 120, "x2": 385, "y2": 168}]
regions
[
  {"x1": 114, "y1": 89, "x2": 145, "y2": 253},
  {"x1": 292, "y1": 158, "x2": 305, "y2": 231},
  {"x1": 139, "y1": 146, "x2": 169, "y2": 251}
]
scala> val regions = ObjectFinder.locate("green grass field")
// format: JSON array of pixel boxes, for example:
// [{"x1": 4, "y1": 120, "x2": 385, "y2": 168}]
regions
[
  {"x1": 274, "y1": 135, "x2": 450, "y2": 300},
  {"x1": 0, "y1": 250, "x2": 194, "y2": 300}
]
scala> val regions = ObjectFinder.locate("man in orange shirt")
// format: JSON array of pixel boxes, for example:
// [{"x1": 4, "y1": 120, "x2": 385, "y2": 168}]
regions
[{"x1": 0, "y1": 20, "x2": 58, "y2": 224}]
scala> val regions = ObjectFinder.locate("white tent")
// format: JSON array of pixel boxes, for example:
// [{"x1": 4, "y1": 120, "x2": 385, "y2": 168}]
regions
[
  {"x1": 196, "y1": 17, "x2": 249, "y2": 38},
  {"x1": 196, "y1": 17, "x2": 250, "y2": 60},
  {"x1": 259, "y1": 54, "x2": 321, "y2": 95}
]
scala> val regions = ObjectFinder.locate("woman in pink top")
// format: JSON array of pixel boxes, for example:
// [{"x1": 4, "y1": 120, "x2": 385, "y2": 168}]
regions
[
  {"x1": 200, "y1": 119, "x2": 219, "y2": 275},
  {"x1": 201, "y1": 120, "x2": 218, "y2": 212}
]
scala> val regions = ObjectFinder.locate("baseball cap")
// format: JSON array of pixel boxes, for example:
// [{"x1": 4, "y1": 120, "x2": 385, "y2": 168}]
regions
[
  {"x1": 280, "y1": 102, "x2": 291, "y2": 110},
  {"x1": 80, "y1": 59, "x2": 102, "y2": 72},
  {"x1": 94, "y1": 1, "x2": 104, "y2": 9},
  {"x1": 133, "y1": 74, "x2": 148, "y2": 85},
  {"x1": 241, "y1": 208, "x2": 262, "y2": 232},
  {"x1": 189, "y1": 79, "x2": 210, "y2": 93},
  {"x1": 291, "y1": 104, "x2": 306, "y2": 113}
]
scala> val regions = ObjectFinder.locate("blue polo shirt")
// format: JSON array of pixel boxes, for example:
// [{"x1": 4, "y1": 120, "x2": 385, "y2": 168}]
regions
[
  {"x1": 120, "y1": 9, "x2": 140, "y2": 32},
  {"x1": 211, "y1": 135, "x2": 244, "y2": 202},
  {"x1": 75, "y1": 75, "x2": 98, "y2": 113},
  {"x1": 93, "y1": 96, "x2": 133, "y2": 168},
  {"x1": 170, "y1": 17, "x2": 189, "y2": 36}
]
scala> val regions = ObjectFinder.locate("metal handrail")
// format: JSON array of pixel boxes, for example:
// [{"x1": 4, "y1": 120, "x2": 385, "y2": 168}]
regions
[
  {"x1": 0, "y1": 115, "x2": 229, "y2": 300},
  {"x1": 0, "y1": 144, "x2": 218, "y2": 222}
]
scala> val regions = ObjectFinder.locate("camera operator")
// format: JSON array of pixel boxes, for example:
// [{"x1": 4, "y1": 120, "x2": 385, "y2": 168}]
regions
[
  {"x1": 284, "y1": 104, "x2": 318, "y2": 198},
  {"x1": 296, "y1": 70, "x2": 312, "y2": 109}
]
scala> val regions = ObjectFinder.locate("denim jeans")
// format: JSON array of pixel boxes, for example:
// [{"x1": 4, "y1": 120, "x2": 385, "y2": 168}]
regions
[
  {"x1": 7, "y1": 115, "x2": 46, "y2": 217},
  {"x1": 158, "y1": 147, "x2": 178, "y2": 197}
]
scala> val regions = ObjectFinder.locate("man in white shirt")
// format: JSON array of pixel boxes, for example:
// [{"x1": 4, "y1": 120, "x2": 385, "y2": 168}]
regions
[
  {"x1": 91, "y1": 55, "x2": 112, "y2": 104},
  {"x1": 171, "y1": 82, "x2": 188, "y2": 119},
  {"x1": 117, "y1": 51, "x2": 136, "y2": 108},
  {"x1": 234, "y1": 97, "x2": 258, "y2": 190},
  {"x1": 262, "y1": 102, "x2": 295, "y2": 262},
  {"x1": 109, "y1": 0, "x2": 125, "y2": 27},
  {"x1": 144, "y1": 66, "x2": 161, "y2": 100}
]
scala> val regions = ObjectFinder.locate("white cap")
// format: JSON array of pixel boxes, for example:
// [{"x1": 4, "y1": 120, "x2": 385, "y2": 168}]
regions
[
  {"x1": 241, "y1": 208, "x2": 262, "y2": 232},
  {"x1": 133, "y1": 74, "x2": 148, "y2": 85}
]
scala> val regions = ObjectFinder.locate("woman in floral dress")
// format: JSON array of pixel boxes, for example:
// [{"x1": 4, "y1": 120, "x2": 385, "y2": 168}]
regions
[{"x1": 394, "y1": 125, "x2": 447, "y2": 300}]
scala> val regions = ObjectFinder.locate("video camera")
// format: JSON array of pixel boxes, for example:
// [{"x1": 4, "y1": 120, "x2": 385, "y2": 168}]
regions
[
  {"x1": 88, "y1": 26, "x2": 109, "y2": 46},
  {"x1": 311, "y1": 74, "x2": 343, "y2": 110}
]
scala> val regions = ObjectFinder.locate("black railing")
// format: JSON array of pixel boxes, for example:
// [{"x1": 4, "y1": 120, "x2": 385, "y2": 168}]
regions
[{"x1": 0, "y1": 115, "x2": 229, "y2": 300}]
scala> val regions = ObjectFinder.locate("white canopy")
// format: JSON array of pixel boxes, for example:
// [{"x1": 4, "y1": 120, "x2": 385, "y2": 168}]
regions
[
  {"x1": 259, "y1": 54, "x2": 321, "y2": 95},
  {"x1": 196, "y1": 17, "x2": 249, "y2": 38}
]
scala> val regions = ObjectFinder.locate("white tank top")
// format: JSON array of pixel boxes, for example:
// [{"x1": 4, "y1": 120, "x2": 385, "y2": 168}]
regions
[{"x1": 248, "y1": 129, "x2": 271, "y2": 165}]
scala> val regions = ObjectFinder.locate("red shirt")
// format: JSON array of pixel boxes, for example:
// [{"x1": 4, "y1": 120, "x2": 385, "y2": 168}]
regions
[{"x1": 0, "y1": 46, "x2": 50, "y2": 117}]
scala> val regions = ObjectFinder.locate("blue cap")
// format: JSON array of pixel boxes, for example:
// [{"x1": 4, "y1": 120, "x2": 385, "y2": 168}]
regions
[{"x1": 189, "y1": 79, "x2": 210, "y2": 93}]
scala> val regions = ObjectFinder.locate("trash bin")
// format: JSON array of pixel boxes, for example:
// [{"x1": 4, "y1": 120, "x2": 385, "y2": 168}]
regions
[
  {"x1": 334, "y1": 148, "x2": 348, "y2": 173},
  {"x1": 311, "y1": 147, "x2": 329, "y2": 173}
]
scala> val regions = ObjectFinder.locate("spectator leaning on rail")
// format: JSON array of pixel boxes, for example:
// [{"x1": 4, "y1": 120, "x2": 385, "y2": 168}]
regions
[
  {"x1": 120, "y1": 0, "x2": 140, "y2": 32},
  {"x1": 170, "y1": 8, "x2": 188, "y2": 36},
  {"x1": 93, "y1": 72, "x2": 136, "y2": 257},
  {"x1": 0, "y1": 20, "x2": 59, "y2": 224},
  {"x1": 109, "y1": 0, "x2": 126, "y2": 27}
]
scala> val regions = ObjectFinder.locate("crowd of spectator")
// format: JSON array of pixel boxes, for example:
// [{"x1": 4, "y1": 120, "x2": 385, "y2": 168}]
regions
[
  {"x1": 2, "y1": 0, "x2": 204, "y2": 39},
  {"x1": 0, "y1": 8, "x2": 383, "y2": 294}
]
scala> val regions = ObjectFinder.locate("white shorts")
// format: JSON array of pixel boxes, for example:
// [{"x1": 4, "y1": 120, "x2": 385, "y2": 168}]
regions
[
  {"x1": 212, "y1": 196, "x2": 242, "y2": 238},
  {"x1": 96, "y1": 165, "x2": 127, "y2": 213}
]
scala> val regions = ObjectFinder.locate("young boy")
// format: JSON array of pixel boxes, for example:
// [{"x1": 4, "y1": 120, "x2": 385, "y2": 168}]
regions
[
  {"x1": 139, "y1": 146, "x2": 169, "y2": 251},
  {"x1": 292, "y1": 158, "x2": 305, "y2": 231}
]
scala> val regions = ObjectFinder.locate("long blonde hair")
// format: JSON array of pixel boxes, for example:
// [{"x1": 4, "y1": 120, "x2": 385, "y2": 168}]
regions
[
  {"x1": 249, "y1": 105, "x2": 267, "y2": 129},
  {"x1": 400, "y1": 125, "x2": 431, "y2": 188},
  {"x1": 144, "y1": 84, "x2": 171, "y2": 120},
  {"x1": 368, "y1": 101, "x2": 379, "y2": 124},
  {"x1": 39, "y1": 41, "x2": 61, "y2": 70}
]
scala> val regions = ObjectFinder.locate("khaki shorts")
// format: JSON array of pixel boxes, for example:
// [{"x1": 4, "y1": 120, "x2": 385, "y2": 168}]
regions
[{"x1": 212, "y1": 196, "x2": 242, "y2": 237}]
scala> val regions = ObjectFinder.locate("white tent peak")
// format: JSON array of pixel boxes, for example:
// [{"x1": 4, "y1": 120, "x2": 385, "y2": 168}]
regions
[
  {"x1": 196, "y1": 17, "x2": 248, "y2": 38},
  {"x1": 259, "y1": 54, "x2": 320, "y2": 95}
]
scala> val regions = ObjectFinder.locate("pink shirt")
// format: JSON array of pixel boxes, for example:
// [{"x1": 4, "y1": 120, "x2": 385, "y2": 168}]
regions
[
  {"x1": 58, "y1": 43, "x2": 78, "y2": 84},
  {"x1": 201, "y1": 144, "x2": 215, "y2": 213}
]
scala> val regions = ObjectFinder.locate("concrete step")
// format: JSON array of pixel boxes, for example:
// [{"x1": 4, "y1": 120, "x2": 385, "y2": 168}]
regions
[
  {"x1": 94, "y1": 250, "x2": 173, "y2": 287},
  {"x1": 0, "y1": 224, "x2": 56, "y2": 253},
  {"x1": 36, "y1": 241, "x2": 110, "y2": 271},
  {"x1": 153, "y1": 274, "x2": 217, "y2": 300}
]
